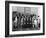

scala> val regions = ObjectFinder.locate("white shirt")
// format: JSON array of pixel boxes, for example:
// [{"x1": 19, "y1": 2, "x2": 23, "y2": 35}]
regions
[
  {"x1": 14, "y1": 17, "x2": 17, "y2": 23},
  {"x1": 34, "y1": 19, "x2": 37, "y2": 26}
]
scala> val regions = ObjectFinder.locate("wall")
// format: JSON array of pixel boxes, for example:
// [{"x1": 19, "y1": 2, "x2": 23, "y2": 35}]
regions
[{"x1": 0, "y1": 0, "x2": 46, "y2": 38}]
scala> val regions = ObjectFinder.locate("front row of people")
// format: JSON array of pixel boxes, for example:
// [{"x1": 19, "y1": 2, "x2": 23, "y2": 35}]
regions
[{"x1": 13, "y1": 14, "x2": 40, "y2": 29}]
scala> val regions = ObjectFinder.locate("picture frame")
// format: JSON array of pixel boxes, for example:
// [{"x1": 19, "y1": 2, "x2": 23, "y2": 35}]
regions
[{"x1": 5, "y1": 1, "x2": 45, "y2": 37}]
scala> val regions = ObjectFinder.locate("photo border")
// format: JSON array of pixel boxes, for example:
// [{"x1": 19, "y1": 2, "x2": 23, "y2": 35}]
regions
[{"x1": 5, "y1": 1, "x2": 45, "y2": 37}]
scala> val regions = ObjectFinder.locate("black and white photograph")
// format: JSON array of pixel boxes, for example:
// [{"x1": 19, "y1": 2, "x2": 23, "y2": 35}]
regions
[
  {"x1": 5, "y1": 1, "x2": 45, "y2": 37},
  {"x1": 12, "y1": 7, "x2": 40, "y2": 31}
]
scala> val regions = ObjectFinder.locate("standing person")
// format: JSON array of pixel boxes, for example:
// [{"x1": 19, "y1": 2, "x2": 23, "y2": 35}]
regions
[
  {"x1": 23, "y1": 15, "x2": 26, "y2": 25},
  {"x1": 17, "y1": 13, "x2": 21, "y2": 30},
  {"x1": 13, "y1": 15, "x2": 18, "y2": 31},
  {"x1": 21, "y1": 14, "x2": 24, "y2": 30},
  {"x1": 32, "y1": 15, "x2": 38, "y2": 28},
  {"x1": 37, "y1": 16, "x2": 41, "y2": 29},
  {"x1": 21, "y1": 16, "x2": 24, "y2": 25},
  {"x1": 14, "y1": 16, "x2": 17, "y2": 27}
]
